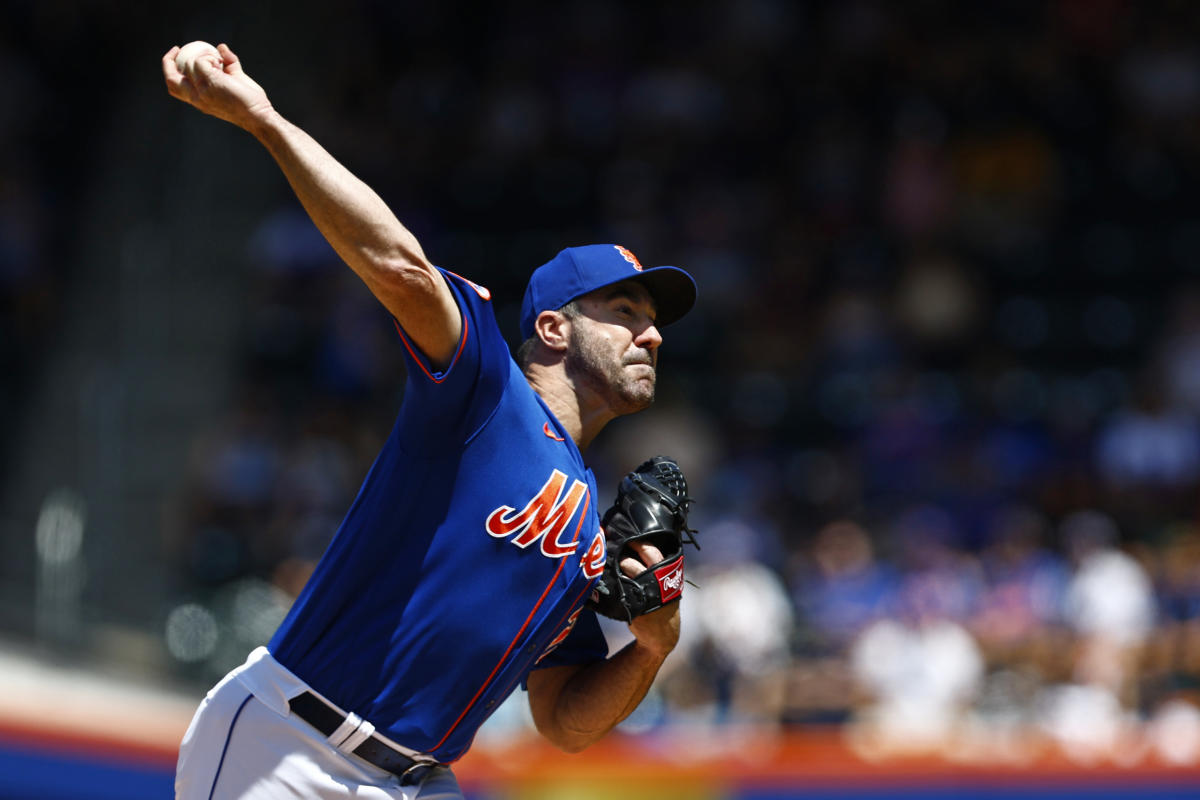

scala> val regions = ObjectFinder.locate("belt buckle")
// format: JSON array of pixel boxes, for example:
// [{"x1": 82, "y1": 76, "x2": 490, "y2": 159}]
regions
[{"x1": 398, "y1": 758, "x2": 435, "y2": 785}]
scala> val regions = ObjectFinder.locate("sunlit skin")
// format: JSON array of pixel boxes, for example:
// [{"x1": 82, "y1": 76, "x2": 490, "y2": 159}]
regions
[{"x1": 564, "y1": 281, "x2": 663, "y2": 418}]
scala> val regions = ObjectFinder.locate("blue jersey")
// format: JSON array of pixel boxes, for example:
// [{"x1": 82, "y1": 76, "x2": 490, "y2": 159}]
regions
[{"x1": 269, "y1": 269, "x2": 610, "y2": 763}]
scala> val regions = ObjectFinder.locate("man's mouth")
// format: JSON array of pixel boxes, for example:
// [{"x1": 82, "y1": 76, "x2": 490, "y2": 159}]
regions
[{"x1": 624, "y1": 351, "x2": 654, "y2": 368}]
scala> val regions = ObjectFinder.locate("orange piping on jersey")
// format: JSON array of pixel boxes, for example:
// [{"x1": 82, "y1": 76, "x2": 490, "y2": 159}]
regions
[
  {"x1": 437, "y1": 491, "x2": 591, "y2": 757},
  {"x1": 539, "y1": 574, "x2": 600, "y2": 661},
  {"x1": 393, "y1": 313, "x2": 470, "y2": 385},
  {"x1": 456, "y1": 553, "x2": 602, "y2": 758}
]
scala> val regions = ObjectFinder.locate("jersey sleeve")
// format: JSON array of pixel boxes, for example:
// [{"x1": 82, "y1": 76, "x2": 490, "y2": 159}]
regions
[{"x1": 392, "y1": 268, "x2": 512, "y2": 448}]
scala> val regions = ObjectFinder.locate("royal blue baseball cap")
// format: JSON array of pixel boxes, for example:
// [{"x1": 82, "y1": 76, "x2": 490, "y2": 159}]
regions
[{"x1": 519, "y1": 244, "x2": 697, "y2": 339}]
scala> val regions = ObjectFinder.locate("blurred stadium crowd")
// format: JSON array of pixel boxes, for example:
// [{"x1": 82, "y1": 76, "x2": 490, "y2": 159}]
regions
[{"x1": 7, "y1": 0, "x2": 1200, "y2": 769}]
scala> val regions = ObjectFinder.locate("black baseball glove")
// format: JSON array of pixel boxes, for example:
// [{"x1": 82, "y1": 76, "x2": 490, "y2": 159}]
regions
[{"x1": 587, "y1": 456, "x2": 698, "y2": 622}]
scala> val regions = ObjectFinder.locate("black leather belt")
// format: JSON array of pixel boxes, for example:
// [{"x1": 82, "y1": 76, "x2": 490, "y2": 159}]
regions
[{"x1": 289, "y1": 691, "x2": 438, "y2": 784}]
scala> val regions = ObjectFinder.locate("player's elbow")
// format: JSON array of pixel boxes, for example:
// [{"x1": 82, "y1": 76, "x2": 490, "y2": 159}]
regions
[
  {"x1": 555, "y1": 738, "x2": 595, "y2": 755},
  {"x1": 531, "y1": 707, "x2": 608, "y2": 754},
  {"x1": 527, "y1": 664, "x2": 609, "y2": 754},
  {"x1": 538, "y1": 723, "x2": 606, "y2": 754}
]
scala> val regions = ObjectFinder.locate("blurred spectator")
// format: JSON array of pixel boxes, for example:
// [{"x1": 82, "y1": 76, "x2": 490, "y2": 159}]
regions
[
  {"x1": 670, "y1": 518, "x2": 795, "y2": 729},
  {"x1": 889, "y1": 505, "x2": 983, "y2": 625},
  {"x1": 787, "y1": 519, "x2": 898, "y2": 726},
  {"x1": 1026, "y1": 508, "x2": 1160, "y2": 765},
  {"x1": 1096, "y1": 368, "x2": 1200, "y2": 491},
  {"x1": 827, "y1": 506, "x2": 985, "y2": 756},
  {"x1": 1142, "y1": 526, "x2": 1200, "y2": 718},
  {"x1": 1060, "y1": 510, "x2": 1156, "y2": 696},
  {"x1": 970, "y1": 504, "x2": 1070, "y2": 678},
  {"x1": 847, "y1": 592, "x2": 985, "y2": 758},
  {"x1": 1036, "y1": 680, "x2": 1141, "y2": 766},
  {"x1": 793, "y1": 520, "x2": 899, "y2": 653},
  {"x1": 1146, "y1": 696, "x2": 1200, "y2": 766}
]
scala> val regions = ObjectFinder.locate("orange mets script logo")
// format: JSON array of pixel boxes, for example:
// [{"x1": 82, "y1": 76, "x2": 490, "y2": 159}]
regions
[
  {"x1": 615, "y1": 245, "x2": 644, "y2": 271},
  {"x1": 486, "y1": 470, "x2": 589, "y2": 558},
  {"x1": 580, "y1": 529, "x2": 605, "y2": 579}
]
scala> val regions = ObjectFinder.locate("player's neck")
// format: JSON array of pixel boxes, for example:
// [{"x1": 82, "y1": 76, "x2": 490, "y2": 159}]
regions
[{"x1": 524, "y1": 367, "x2": 615, "y2": 451}]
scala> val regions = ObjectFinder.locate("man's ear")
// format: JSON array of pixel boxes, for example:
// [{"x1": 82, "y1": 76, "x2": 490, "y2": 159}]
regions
[{"x1": 535, "y1": 309, "x2": 571, "y2": 352}]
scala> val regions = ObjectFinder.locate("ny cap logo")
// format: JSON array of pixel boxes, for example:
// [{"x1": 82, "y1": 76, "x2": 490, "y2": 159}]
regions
[{"x1": 615, "y1": 245, "x2": 644, "y2": 271}]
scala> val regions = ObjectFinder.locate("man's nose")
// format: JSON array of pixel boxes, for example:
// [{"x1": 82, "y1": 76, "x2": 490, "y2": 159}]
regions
[{"x1": 637, "y1": 323, "x2": 663, "y2": 351}]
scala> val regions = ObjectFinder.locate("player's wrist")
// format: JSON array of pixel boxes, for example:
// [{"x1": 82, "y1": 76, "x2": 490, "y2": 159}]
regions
[
  {"x1": 241, "y1": 103, "x2": 281, "y2": 136},
  {"x1": 630, "y1": 634, "x2": 675, "y2": 662},
  {"x1": 628, "y1": 607, "x2": 680, "y2": 659}
]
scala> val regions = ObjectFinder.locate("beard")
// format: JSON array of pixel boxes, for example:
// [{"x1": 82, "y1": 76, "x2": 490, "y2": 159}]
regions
[{"x1": 564, "y1": 321, "x2": 656, "y2": 415}]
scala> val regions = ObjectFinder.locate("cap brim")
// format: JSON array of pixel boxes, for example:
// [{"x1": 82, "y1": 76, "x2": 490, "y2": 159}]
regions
[{"x1": 626, "y1": 266, "x2": 697, "y2": 328}]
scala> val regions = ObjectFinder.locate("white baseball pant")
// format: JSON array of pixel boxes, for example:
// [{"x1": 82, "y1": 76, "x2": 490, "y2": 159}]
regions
[{"x1": 175, "y1": 647, "x2": 464, "y2": 800}]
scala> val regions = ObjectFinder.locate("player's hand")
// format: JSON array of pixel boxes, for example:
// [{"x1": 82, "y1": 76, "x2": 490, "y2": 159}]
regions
[
  {"x1": 619, "y1": 540, "x2": 663, "y2": 578},
  {"x1": 162, "y1": 44, "x2": 274, "y2": 130},
  {"x1": 621, "y1": 540, "x2": 680, "y2": 656}
]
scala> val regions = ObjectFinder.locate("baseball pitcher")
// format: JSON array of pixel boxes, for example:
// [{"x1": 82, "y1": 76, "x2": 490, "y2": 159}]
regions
[{"x1": 163, "y1": 42, "x2": 699, "y2": 800}]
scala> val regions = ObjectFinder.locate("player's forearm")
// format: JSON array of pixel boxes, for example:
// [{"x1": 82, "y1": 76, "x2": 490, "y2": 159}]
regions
[
  {"x1": 245, "y1": 109, "x2": 431, "y2": 304},
  {"x1": 544, "y1": 639, "x2": 669, "y2": 753}
]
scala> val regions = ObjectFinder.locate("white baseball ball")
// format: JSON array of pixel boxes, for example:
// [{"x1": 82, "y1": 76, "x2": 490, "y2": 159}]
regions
[{"x1": 175, "y1": 41, "x2": 222, "y2": 74}]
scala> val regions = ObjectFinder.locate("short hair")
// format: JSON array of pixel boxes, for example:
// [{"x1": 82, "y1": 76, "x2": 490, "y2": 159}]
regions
[{"x1": 515, "y1": 300, "x2": 581, "y2": 368}]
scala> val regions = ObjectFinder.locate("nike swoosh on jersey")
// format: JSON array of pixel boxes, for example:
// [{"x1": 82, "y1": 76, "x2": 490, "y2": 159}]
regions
[{"x1": 543, "y1": 422, "x2": 565, "y2": 442}]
